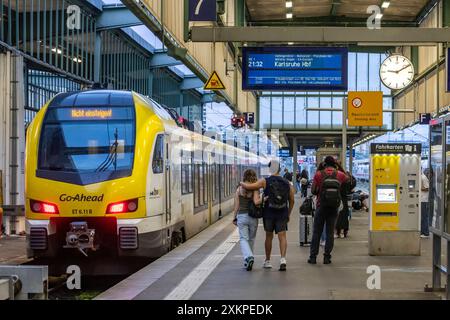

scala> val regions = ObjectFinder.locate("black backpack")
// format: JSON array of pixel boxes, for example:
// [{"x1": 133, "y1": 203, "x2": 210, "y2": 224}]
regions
[
  {"x1": 300, "y1": 197, "x2": 314, "y2": 216},
  {"x1": 320, "y1": 170, "x2": 342, "y2": 209},
  {"x1": 267, "y1": 177, "x2": 290, "y2": 209}
]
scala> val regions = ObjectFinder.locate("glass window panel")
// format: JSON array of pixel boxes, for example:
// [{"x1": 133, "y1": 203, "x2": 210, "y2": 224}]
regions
[
  {"x1": 446, "y1": 121, "x2": 450, "y2": 234},
  {"x1": 383, "y1": 98, "x2": 393, "y2": 130},
  {"x1": 332, "y1": 97, "x2": 343, "y2": 128},
  {"x1": 357, "y1": 53, "x2": 369, "y2": 91},
  {"x1": 319, "y1": 96, "x2": 332, "y2": 129},
  {"x1": 295, "y1": 97, "x2": 306, "y2": 129},
  {"x1": 348, "y1": 53, "x2": 357, "y2": 92},
  {"x1": 430, "y1": 123, "x2": 443, "y2": 230},
  {"x1": 369, "y1": 54, "x2": 381, "y2": 91},
  {"x1": 271, "y1": 97, "x2": 283, "y2": 128},
  {"x1": 259, "y1": 97, "x2": 271, "y2": 129},
  {"x1": 307, "y1": 97, "x2": 319, "y2": 129},
  {"x1": 283, "y1": 97, "x2": 295, "y2": 129}
]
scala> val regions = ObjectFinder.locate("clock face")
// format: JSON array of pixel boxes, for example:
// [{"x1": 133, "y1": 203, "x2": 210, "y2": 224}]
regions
[{"x1": 379, "y1": 55, "x2": 415, "y2": 90}]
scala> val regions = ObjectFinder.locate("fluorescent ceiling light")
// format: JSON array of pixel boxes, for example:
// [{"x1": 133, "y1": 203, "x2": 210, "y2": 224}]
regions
[
  {"x1": 288, "y1": 42, "x2": 294, "y2": 45},
  {"x1": 51, "y1": 48, "x2": 62, "y2": 54},
  {"x1": 375, "y1": 13, "x2": 383, "y2": 19},
  {"x1": 286, "y1": 12, "x2": 293, "y2": 19},
  {"x1": 286, "y1": 1, "x2": 293, "y2": 8},
  {"x1": 381, "y1": 1, "x2": 390, "y2": 9}
]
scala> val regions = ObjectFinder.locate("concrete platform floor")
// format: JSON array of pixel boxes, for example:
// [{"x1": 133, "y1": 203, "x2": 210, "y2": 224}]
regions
[
  {"x1": 98, "y1": 194, "x2": 447, "y2": 300},
  {"x1": 0, "y1": 235, "x2": 29, "y2": 265}
]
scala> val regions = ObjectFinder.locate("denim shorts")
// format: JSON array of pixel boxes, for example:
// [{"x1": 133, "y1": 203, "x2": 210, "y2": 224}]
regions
[{"x1": 263, "y1": 216, "x2": 288, "y2": 234}]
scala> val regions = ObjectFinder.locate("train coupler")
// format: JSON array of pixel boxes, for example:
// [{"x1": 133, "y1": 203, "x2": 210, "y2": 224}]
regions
[{"x1": 63, "y1": 221, "x2": 98, "y2": 257}]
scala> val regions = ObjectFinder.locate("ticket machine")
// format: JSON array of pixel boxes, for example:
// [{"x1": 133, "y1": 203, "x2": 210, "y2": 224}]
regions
[{"x1": 369, "y1": 143, "x2": 421, "y2": 256}]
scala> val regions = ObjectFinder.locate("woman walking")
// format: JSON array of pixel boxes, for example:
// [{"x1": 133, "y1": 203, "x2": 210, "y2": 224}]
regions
[
  {"x1": 233, "y1": 169, "x2": 262, "y2": 271},
  {"x1": 300, "y1": 169, "x2": 309, "y2": 198}
]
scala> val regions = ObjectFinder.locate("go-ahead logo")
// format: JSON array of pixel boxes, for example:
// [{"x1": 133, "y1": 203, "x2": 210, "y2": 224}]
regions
[{"x1": 60, "y1": 194, "x2": 104, "y2": 202}]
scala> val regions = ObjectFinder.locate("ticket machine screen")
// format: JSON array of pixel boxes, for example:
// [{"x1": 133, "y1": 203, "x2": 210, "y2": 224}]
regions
[{"x1": 376, "y1": 185, "x2": 397, "y2": 203}]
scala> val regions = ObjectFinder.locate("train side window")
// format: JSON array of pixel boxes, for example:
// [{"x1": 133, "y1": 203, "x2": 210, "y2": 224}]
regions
[
  {"x1": 181, "y1": 150, "x2": 193, "y2": 195},
  {"x1": 152, "y1": 135, "x2": 164, "y2": 174},
  {"x1": 199, "y1": 163, "x2": 204, "y2": 205},
  {"x1": 194, "y1": 163, "x2": 199, "y2": 208}
]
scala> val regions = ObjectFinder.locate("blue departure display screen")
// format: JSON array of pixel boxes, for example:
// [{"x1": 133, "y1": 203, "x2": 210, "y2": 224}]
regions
[{"x1": 242, "y1": 47, "x2": 348, "y2": 91}]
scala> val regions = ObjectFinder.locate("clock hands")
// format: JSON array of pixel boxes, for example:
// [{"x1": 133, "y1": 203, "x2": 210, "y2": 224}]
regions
[{"x1": 386, "y1": 65, "x2": 410, "y2": 74}]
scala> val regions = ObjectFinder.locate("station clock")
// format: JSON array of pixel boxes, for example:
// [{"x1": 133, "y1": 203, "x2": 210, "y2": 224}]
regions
[{"x1": 379, "y1": 54, "x2": 415, "y2": 90}]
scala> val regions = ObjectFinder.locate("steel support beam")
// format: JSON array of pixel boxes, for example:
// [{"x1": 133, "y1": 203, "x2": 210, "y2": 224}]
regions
[
  {"x1": 190, "y1": 26, "x2": 450, "y2": 43},
  {"x1": 150, "y1": 52, "x2": 182, "y2": 68},
  {"x1": 180, "y1": 76, "x2": 204, "y2": 90},
  {"x1": 97, "y1": 6, "x2": 143, "y2": 31}
]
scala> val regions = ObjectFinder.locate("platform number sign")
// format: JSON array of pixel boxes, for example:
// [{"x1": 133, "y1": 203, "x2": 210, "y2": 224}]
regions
[
  {"x1": 189, "y1": 0, "x2": 217, "y2": 22},
  {"x1": 244, "y1": 112, "x2": 255, "y2": 125}
]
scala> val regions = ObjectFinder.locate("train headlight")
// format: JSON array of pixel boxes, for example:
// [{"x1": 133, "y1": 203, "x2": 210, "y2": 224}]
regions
[
  {"x1": 30, "y1": 200, "x2": 59, "y2": 214},
  {"x1": 106, "y1": 199, "x2": 138, "y2": 214}
]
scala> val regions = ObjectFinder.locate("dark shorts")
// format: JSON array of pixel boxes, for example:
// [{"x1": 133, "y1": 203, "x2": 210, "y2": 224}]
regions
[{"x1": 263, "y1": 216, "x2": 288, "y2": 234}]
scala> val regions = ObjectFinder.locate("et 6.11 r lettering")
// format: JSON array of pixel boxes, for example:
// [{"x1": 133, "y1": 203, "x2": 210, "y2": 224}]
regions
[{"x1": 221, "y1": 305, "x2": 272, "y2": 315}]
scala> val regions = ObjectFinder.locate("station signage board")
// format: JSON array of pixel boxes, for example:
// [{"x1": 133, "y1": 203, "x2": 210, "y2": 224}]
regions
[
  {"x1": 189, "y1": 0, "x2": 217, "y2": 21},
  {"x1": 419, "y1": 113, "x2": 431, "y2": 125},
  {"x1": 242, "y1": 47, "x2": 348, "y2": 91},
  {"x1": 370, "y1": 143, "x2": 422, "y2": 155},
  {"x1": 277, "y1": 148, "x2": 292, "y2": 158},
  {"x1": 243, "y1": 112, "x2": 255, "y2": 124},
  {"x1": 347, "y1": 91, "x2": 383, "y2": 127}
]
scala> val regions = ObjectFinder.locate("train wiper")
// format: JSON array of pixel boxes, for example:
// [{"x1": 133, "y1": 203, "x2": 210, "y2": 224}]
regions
[{"x1": 95, "y1": 128, "x2": 119, "y2": 172}]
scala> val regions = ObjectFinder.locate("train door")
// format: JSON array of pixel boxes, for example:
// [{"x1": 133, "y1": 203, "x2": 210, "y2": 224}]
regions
[
  {"x1": 164, "y1": 134, "x2": 172, "y2": 224},
  {"x1": 207, "y1": 153, "x2": 212, "y2": 225}
]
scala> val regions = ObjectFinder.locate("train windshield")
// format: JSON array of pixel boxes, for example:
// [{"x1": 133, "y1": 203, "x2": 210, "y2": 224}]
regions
[{"x1": 37, "y1": 106, "x2": 135, "y2": 185}]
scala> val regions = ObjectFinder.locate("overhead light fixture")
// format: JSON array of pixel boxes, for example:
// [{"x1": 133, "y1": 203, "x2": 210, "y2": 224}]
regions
[
  {"x1": 52, "y1": 48, "x2": 62, "y2": 54},
  {"x1": 286, "y1": 1, "x2": 293, "y2": 8},
  {"x1": 73, "y1": 57, "x2": 82, "y2": 63},
  {"x1": 381, "y1": 1, "x2": 390, "y2": 9},
  {"x1": 288, "y1": 42, "x2": 294, "y2": 45},
  {"x1": 286, "y1": 13, "x2": 293, "y2": 19},
  {"x1": 376, "y1": 13, "x2": 383, "y2": 19}
]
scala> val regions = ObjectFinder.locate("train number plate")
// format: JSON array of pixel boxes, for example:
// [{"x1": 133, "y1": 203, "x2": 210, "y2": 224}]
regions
[{"x1": 71, "y1": 209, "x2": 93, "y2": 215}]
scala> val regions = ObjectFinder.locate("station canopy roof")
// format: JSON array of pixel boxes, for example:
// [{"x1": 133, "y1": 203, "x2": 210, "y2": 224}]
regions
[{"x1": 245, "y1": 0, "x2": 432, "y2": 25}]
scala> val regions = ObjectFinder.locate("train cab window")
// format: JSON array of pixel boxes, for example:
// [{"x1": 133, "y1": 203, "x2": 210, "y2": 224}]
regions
[
  {"x1": 37, "y1": 106, "x2": 135, "y2": 185},
  {"x1": 152, "y1": 135, "x2": 164, "y2": 174}
]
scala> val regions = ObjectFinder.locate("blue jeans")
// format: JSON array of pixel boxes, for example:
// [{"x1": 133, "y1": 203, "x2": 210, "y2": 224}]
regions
[
  {"x1": 320, "y1": 225, "x2": 326, "y2": 242},
  {"x1": 237, "y1": 213, "x2": 258, "y2": 261},
  {"x1": 421, "y1": 202, "x2": 430, "y2": 236}
]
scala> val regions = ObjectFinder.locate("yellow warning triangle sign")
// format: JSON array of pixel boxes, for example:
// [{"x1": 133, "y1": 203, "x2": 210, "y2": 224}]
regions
[{"x1": 204, "y1": 71, "x2": 226, "y2": 90}]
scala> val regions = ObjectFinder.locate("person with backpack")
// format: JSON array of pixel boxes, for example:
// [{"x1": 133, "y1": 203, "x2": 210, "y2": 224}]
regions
[
  {"x1": 335, "y1": 163, "x2": 357, "y2": 238},
  {"x1": 283, "y1": 168, "x2": 293, "y2": 182},
  {"x1": 308, "y1": 156, "x2": 349, "y2": 265},
  {"x1": 240, "y1": 159, "x2": 295, "y2": 271},
  {"x1": 300, "y1": 169, "x2": 309, "y2": 198},
  {"x1": 232, "y1": 169, "x2": 263, "y2": 271}
]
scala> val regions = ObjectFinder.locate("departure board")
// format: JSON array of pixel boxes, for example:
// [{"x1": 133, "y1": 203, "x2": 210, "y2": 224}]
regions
[{"x1": 242, "y1": 47, "x2": 348, "y2": 91}]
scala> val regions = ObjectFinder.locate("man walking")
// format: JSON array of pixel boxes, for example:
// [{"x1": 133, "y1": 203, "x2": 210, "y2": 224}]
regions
[
  {"x1": 308, "y1": 156, "x2": 349, "y2": 265},
  {"x1": 241, "y1": 159, "x2": 295, "y2": 271}
]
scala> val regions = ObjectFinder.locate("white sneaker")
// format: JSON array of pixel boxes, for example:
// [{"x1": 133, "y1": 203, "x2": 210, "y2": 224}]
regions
[
  {"x1": 420, "y1": 234, "x2": 430, "y2": 238},
  {"x1": 263, "y1": 260, "x2": 272, "y2": 269},
  {"x1": 279, "y1": 258, "x2": 287, "y2": 271},
  {"x1": 320, "y1": 240, "x2": 326, "y2": 247}
]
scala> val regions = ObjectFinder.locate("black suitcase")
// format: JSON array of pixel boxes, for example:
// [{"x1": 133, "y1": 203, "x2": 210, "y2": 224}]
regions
[{"x1": 299, "y1": 214, "x2": 313, "y2": 246}]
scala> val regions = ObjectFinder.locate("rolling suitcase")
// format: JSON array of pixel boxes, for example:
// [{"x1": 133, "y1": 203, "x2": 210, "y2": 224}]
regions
[{"x1": 299, "y1": 214, "x2": 313, "y2": 246}]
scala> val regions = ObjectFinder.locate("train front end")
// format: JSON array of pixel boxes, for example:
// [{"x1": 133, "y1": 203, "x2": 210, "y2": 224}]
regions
[{"x1": 25, "y1": 90, "x2": 153, "y2": 259}]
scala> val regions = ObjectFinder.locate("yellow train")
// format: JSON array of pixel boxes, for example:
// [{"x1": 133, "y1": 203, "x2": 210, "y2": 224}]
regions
[{"x1": 25, "y1": 90, "x2": 263, "y2": 262}]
